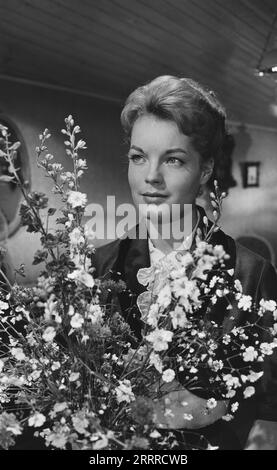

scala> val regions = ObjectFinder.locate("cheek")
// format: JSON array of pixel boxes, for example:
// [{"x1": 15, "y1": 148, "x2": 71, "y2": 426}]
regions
[{"x1": 128, "y1": 166, "x2": 139, "y2": 192}]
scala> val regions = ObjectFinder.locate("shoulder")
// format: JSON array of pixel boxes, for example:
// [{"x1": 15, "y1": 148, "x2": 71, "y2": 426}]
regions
[{"x1": 214, "y1": 228, "x2": 277, "y2": 299}]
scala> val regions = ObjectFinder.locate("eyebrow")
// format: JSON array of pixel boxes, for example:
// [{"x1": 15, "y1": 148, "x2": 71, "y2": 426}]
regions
[
  {"x1": 129, "y1": 146, "x2": 188, "y2": 155},
  {"x1": 129, "y1": 145, "x2": 145, "y2": 153},
  {"x1": 165, "y1": 148, "x2": 188, "y2": 155}
]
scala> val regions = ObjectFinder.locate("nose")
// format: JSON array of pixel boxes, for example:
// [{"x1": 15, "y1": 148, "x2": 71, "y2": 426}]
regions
[{"x1": 145, "y1": 161, "x2": 163, "y2": 185}]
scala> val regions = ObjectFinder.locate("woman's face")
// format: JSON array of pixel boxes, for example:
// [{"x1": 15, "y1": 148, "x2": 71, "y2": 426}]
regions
[{"x1": 128, "y1": 114, "x2": 212, "y2": 218}]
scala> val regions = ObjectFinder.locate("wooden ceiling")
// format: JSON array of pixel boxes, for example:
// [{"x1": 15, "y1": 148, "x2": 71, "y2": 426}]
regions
[{"x1": 1, "y1": 0, "x2": 277, "y2": 127}]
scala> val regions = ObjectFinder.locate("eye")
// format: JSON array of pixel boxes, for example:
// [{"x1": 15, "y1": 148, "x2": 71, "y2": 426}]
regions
[
  {"x1": 165, "y1": 157, "x2": 184, "y2": 166},
  {"x1": 128, "y1": 154, "x2": 145, "y2": 164}
]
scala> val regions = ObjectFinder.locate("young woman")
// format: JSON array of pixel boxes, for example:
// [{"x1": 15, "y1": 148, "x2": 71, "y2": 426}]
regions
[{"x1": 93, "y1": 76, "x2": 277, "y2": 450}]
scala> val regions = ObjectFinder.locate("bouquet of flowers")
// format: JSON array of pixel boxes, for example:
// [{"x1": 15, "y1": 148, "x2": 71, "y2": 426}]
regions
[{"x1": 0, "y1": 117, "x2": 276, "y2": 450}]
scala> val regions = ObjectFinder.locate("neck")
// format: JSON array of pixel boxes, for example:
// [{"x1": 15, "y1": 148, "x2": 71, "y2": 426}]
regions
[{"x1": 146, "y1": 204, "x2": 199, "y2": 252}]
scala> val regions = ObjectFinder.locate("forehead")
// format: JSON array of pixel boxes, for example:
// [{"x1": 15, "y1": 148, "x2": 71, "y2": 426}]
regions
[{"x1": 130, "y1": 114, "x2": 190, "y2": 150}]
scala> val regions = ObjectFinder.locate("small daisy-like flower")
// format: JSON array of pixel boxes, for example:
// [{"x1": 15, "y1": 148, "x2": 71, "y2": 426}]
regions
[
  {"x1": 115, "y1": 379, "x2": 135, "y2": 404},
  {"x1": 28, "y1": 412, "x2": 46, "y2": 428},
  {"x1": 231, "y1": 402, "x2": 239, "y2": 413},
  {"x1": 238, "y1": 295, "x2": 252, "y2": 311},
  {"x1": 162, "y1": 369, "x2": 175, "y2": 383},
  {"x1": 259, "y1": 299, "x2": 277, "y2": 312},
  {"x1": 206, "y1": 398, "x2": 217, "y2": 409},
  {"x1": 67, "y1": 190, "x2": 87, "y2": 208},
  {"x1": 68, "y1": 269, "x2": 94, "y2": 288},
  {"x1": 145, "y1": 329, "x2": 173, "y2": 352},
  {"x1": 70, "y1": 313, "x2": 84, "y2": 329},
  {"x1": 42, "y1": 326, "x2": 56, "y2": 342},
  {"x1": 260, "y1": 342, "x2": 277, "y2": 355},
  {"x1": 149, "y1": 352, "x2": 163, "y2": 373},
  {"x1": 11, "y1": 347, "x2": 26, "y2": 361},
  {"x1": 53, "y1": 402, "x2": 68, "y2": 414},
  {"x1": 69, "y1": 227, "x2": 84, "y2": 246},
  {"x1": 243, "y1": 346, "x2": 258, "y2": 362},
  {"x1": 170, "y1": 305, "x2": 187, "y2": 329},
  {"x1": 0, "y1": 300, "x2": 9, "y2": 311}
]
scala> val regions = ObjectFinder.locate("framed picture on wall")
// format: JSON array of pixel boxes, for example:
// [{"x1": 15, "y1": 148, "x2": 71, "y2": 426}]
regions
[{"x1": 240, "y1": 162, "x2": 260, "y2": 188}]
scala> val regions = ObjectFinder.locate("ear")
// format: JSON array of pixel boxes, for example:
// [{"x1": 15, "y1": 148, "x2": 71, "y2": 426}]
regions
[{"x1": 200, "y1": 158, "x2": 214, "y2": 185}]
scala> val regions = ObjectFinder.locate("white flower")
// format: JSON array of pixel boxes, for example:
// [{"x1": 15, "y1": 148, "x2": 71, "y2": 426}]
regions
[
  {"x1": 11, "y1": 347, "x2": 26, "y2": 361},
  {"x1": 259, "y1": 299, "x2": 277, "y2": 312},
  {"x1": 67, "y1": 190, "x2": 87, "y2": 208},
  {"x1": 162, "y1": 369, "x2": 175, "y2": 383},
  {"x1": 68, "y1": 305, "x2": 74, "y2": 316},
  {"x1": 170, "y1": 305, "x2": 187, "y2": 329},
  {"x1": 157, "y1": 285, "x2": 172, "y2": 308},
  {"x1": 243, "y1": 346, "x2": 258, "y2": 362},
  {"x1": 210, "y1": 360, "x2": 223, "y2": 371},
  {"x1": 146, "y1": 303, "x2": 159, "y2": 327},
  {"x1": 76, "y1": 158, "x2": 87, "y2": 169},
  {"x1": 248, "y1": 371, "x2": 264, "y2": 383},
  {"x1": 226, "y1": 390, "x2": 236, "y2": 398},
  {"x1": 238, "y1": 295, "x2": 252, "y2": 311},
  {"x1": 222, "y1": 334, "x2": 231, "y2": 345},
  {"x1": 206, "y1": 398, "x2": 217, "y2": 409},
  {"x1": 46, "y1": 432, "x2": 67, "y2": 449},
  {"x1": 88, "y1": 304, "x2": 103, "y2": 324},
  {"x1": 223, "y1": 374, "x2": 240, "y2": 389},
  {"x1": 69, "y1": 372, "x2": 80, "y2": 382},
  {"x1": 243, "y1": 386, "x2": 255, "y2": 398},
  {"x1": 30, "y1": 370, "x2": 41, "y2": 381},
  {"x1": 72, "y1": 413, "x2": 89, "y2": 434},
  {"x1": 44, "y1": 295, "x2": 59, "y2": 323},
  {"x1": 28, "y1": 412, "x2": 46, "y2": 427},
  {"x1": 68, "y1": 269, "x2": 94, "y2": 288},
  {"x1": 65, "y1": 213, "x2": 74, "y2": 228},
  {"x1": 115, "y1": 379, "x2": 135, "y2": 404},
  {"x1": 42, "y1": 326, "x2": 56, "y2": 342},
  {"x1": 69, "y1": 227, "x2": 84, "y2": 246},
  {"x1": 53, "y1": 402, "x2": 68, "y2": 414},
  {"x1": 231, "y1": 402, "x2": 239, "y2": 413},
  {"x1": 70, "y1": 313, "x2": 84, "y2": 329},
  {"x1": 145, "y1": 329, "x2": 173, "y2": 352},
  {"x1": 51, "y1": 361, "x2": 61, "y2": 371},
  {"x1": 0, "y1": 300, "x2": 9, "y2": 310},
  {"x1": 260, "y1": 342, "x2": 277, "y2": 355},
  {"x1": 149, "y1": 352, "x2": 163, "y2": 373}
]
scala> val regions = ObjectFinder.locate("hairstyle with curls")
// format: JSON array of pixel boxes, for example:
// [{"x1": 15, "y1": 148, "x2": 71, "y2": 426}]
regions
[{"x1": 121, "y1": 76, "x2": 236, "y2": 190}]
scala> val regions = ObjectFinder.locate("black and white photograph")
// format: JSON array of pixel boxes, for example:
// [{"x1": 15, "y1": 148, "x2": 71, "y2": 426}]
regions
[{"x1": 0, "y1": 0, "x2": 277, "y2": 455}]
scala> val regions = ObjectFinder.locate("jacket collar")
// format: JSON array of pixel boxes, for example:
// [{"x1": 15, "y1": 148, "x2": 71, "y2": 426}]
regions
[{"x1": 110, "y1": 206, "x2": 236, "y2": 294}]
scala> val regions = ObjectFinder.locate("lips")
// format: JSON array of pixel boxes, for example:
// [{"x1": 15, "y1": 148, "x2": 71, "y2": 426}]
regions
[
  {"x1": 142, "y1": 193, "x2": 168, "y2": 204},
  {"x1": 142, "y1": 193, "x2": 167, "y2": 197}
]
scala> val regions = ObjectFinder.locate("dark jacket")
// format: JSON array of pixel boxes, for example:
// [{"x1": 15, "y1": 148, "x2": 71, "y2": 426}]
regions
[{"x1": 92, "y1": 222, "x2": 277, "y2": 448}]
